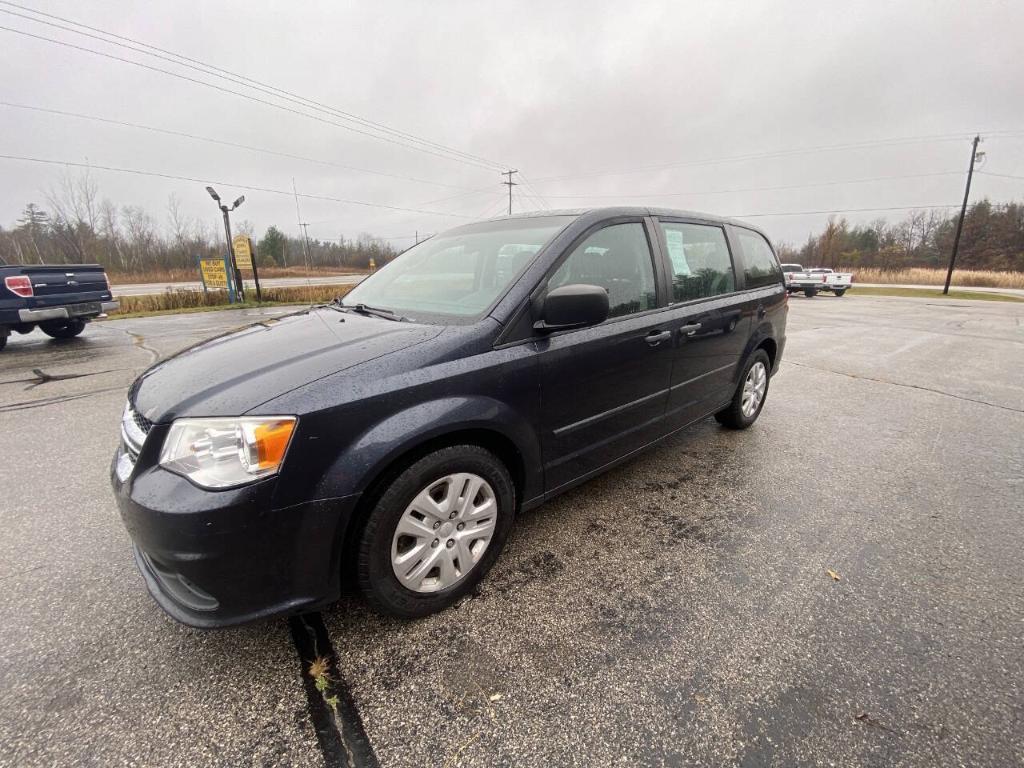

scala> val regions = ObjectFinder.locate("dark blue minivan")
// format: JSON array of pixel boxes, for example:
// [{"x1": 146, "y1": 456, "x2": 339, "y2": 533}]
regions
[{"x1": 111, "y1": 207, "x2": 787, "y2": 627}]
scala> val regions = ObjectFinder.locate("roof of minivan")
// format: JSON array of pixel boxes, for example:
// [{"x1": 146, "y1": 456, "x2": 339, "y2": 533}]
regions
[{"x1": 478, "y1": 206, "x2": 772, "y2": 239}]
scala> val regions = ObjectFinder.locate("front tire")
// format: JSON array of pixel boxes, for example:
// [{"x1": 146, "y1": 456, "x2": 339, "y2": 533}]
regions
[
  {"x1": 715, "y1": 350, "x2": 771, "y2": 430},
  {"x1": 40, "y1": 319, "x2": 86, "y2": 339},
  {"x1": 356, "y1": 445, "x2": 515, "y2": 618}
]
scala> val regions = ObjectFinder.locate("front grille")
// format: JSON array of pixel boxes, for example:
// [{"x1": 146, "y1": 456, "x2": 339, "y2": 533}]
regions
[
  {"x1": 130, "y1": 406, "x2": 153, "y2": 436},
  {"x1": 120, "y1": 402, "x2": 150, "y2": 467}
]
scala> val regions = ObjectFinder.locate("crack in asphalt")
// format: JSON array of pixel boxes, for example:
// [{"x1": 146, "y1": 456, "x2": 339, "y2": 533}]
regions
[
  {"x1": 123, "y1": 330, "x2": 161, "y2": 366},
  {"x1": 24, "y1": 367, "x2": 128, "y2": 390},
  {"x1": 783, "y1": 360, "x2": 1024, "y2": 414},
  {"x1": 0, "y1": 367, "x2": 129, "y2": 391},
  {"x1": 0, "y1": 385, "x2": 128, "y2": 413},
  {"x1": 288, "y1": 612, "x2": 379, "y2": 768}
]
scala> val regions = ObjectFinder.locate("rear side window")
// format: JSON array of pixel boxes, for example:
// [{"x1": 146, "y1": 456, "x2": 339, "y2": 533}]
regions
[
  {"x1": 735, "y1": 228, "x2": 782, "y2": 288},
  {"x1": 548, "y1": 222, "x2": 657, "y2": 318},
  {"x1": 658, "y1": 222, "x2": 735, "y2": 302}
]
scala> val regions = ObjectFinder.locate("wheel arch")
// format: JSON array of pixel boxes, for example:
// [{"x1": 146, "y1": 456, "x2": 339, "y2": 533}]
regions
[
  {"x1": 756, "y1": 336, "x2": 778, "y2": 371},
  {"x1": 332, "y1": 404, "x2": 539, "y2": 588}
]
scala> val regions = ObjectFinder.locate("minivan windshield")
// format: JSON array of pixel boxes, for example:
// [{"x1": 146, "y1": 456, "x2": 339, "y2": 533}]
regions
[{"x1": 340, "y1": 216, "x2": 574, "y2": 321}]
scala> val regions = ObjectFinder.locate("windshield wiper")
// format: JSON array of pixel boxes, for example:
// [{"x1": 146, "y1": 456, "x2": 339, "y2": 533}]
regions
[{"x1": 335, "y1": 301, "x2": 407, "y2": 322}]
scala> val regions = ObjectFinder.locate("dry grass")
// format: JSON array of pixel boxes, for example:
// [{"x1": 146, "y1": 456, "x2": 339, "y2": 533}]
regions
[
  {"x1": 849, "y1": 286, "x2": 1024, "y2": 302},
  {"x1": 840, "y1": 267, "x2": 1024, "y2": 289},
  {"x1": 111, "y1": 284, "x2": 351, "y2": 316},
  {"x1": 107, "y1": 265, "x2": 367, "y2": 284}
]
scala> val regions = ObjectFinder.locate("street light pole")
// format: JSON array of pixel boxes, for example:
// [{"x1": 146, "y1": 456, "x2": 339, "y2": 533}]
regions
[
  {"x1": 943, "y1": 135, "x2": 982, "y2": 295},
  {"x1": 206, "y1": 186, "x2": 246, "y2": 302},
  {"x1": 219, "y1": 206, "x2": 243, "y2": 302}
]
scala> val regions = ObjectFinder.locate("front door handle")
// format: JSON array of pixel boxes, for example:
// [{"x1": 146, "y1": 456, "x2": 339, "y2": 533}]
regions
[
  {"x1": 645, "y1": 330, "x2": 672, "y2": 346},
  {"x1": 678, "y1": 322, "x2": 702, "y2": 337}
]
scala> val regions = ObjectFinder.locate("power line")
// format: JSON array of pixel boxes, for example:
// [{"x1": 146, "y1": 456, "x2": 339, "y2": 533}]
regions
[
  {"x1": 0, "y1": 153, "x2": 476, "y2": 219},
  {"x1": 0, "y1": 2, "x2": 508, "y2": 170},
  {"x1": 0, "y1": 101, "x2": 477, "y2": 192},
  {"x1": 531, "y1": 132, "x2": 1024, "y2": 185},
  {"x1": 728, "y1": 204, "x2": 961, "y2": 219},
  {"x1": 516, "y1": 172, "x2": 551, "y2": 210},
  {"x1": 537, "y1": 170, "x2": 966, "y2": 200},
  {"x1": 470, "y1": 194, "x2": 509, "y2": 220},
  {"x1": 0, "y1": 22, "x2": 502, "y2": 172},
  {"x1": 978, "y1": 170, "x2": 1024, "y2": 181},
  {"x1": 416, "y1": 185, "x2": 498, "y2": 208}
]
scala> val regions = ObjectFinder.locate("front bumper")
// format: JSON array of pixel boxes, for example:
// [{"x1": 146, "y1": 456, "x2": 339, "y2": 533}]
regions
[
  {"x1": 111, "y1": 446, "x2": 360, "y2": 628},
  {"x1": 19, "y1": 300, "x2": 119, "y2": 322}
]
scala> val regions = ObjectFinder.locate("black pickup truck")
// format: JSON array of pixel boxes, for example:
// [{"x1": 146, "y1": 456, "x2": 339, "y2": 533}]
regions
[{"x1": 0, "y1": 264, "x2": 118, "y2": 351}]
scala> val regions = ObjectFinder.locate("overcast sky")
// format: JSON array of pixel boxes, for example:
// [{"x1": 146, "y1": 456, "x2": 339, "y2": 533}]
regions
[{"x1": 2, "y1": 0, "x2": 1023, "y2": 249}]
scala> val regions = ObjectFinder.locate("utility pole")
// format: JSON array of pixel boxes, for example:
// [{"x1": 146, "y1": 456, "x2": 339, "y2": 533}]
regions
[
  {"x1": 501, "y1": 169, "x2": 518, "y2": 215},
  {"x1": 299, "y1": 222, "x2": 313, "y2": 268},
  {"x1": 943, "y1": 135, "x2": 982, "y2": 295}
]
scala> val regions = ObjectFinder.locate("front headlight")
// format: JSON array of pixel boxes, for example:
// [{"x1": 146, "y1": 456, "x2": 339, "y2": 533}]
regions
[{"x1": 159, "y1": 416, "x2": 297, "y2": 489}]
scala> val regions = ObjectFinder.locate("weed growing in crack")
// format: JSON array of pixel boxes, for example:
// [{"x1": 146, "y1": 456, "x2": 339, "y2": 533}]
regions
[{"x1": 308, "y1": 656, "x2": 339, "y2": 714}]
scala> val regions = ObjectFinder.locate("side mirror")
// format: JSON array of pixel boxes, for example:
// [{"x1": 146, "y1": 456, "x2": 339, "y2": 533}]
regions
[{"x1": 535, "y1": 284, "x2": 610, "y2": 332}]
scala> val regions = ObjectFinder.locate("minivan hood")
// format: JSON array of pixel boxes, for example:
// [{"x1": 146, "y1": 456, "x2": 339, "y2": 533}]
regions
[{"x1": 131, "y1": 308, "x2": 444, "y2": 422}]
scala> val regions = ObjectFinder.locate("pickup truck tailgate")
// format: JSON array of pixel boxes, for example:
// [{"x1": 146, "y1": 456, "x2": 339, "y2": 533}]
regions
[{"x1": 17, "y1": 265, "x2": 112, "y2": 307}]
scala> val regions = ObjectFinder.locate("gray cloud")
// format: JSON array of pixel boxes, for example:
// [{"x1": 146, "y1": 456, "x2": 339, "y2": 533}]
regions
[{"x1": 1, "y1": 0, "x2": 1022, "y2": 248}]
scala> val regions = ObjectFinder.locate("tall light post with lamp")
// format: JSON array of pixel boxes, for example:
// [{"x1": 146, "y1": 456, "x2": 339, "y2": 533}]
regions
[{"x1": 206, "y1": 186, "x2": 246, "y2": 302}]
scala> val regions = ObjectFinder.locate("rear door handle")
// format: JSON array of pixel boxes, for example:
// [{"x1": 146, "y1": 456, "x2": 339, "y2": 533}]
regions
[
  {"x1": 757, "y1": 305, "x2": 767, "y2": 319},
  {"x1": 678, "y1": 322, "x2": 702, "y2": 336},
  {"x1": 645, "y1": 329, "x2": 672, "y2": 346}
]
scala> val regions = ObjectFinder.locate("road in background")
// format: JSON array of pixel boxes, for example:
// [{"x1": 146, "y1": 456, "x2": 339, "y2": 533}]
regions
[
  {"x1": 855, "y1": 283, "x2": 1024, "y2": 297},
  {"x1": 110, "y1": 274, "x2": 366, "y2": 296},
  {"x1": 1, "y1": 295, "x2": 1022, "y2": 766},
  {"x1": 108, "y1": 276, "x2": 1024, "y2": 298}
]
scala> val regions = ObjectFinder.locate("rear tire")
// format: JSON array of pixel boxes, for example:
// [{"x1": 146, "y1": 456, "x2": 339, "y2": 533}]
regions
[
  {"x1": 803, "y1": 287, "x2": 816, "y2": 298},
  {"x1": 834, "y1": 289, "x2": 846, "y2": 297},
  {"x1": 40, "y1": 319, "x2": 86, "y2": 339},
  {"x1": 356, "y1": 445, "x2": 515, "y2": 618},
  {"x1": 715, "y1": 350, "x2": 771, "y2": 430},
  {"x1": 0, "y1": 333, "x2": 7, "y2": 351}
]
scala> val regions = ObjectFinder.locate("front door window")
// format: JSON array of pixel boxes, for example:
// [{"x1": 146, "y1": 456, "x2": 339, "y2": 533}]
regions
[{"x1": 547, "y1": 223, "x2": 657, "y2": 318}]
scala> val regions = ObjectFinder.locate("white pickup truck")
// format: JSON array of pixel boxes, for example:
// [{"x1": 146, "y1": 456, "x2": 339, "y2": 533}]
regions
[{"x1": 781, "y1": 264, "x2": 853, "y2": 297}]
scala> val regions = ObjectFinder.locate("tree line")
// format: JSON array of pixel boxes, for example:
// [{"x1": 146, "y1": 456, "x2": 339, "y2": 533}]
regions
[
  {"x1": 3, "y1": 171, "x2": 1021, "y2": 275},
  {"x1": 0, "y1": 171, "x2": 399, "y2": 274},
  {"x1": 777, "y1": 199, "x2": 1024, "y2": 271}
]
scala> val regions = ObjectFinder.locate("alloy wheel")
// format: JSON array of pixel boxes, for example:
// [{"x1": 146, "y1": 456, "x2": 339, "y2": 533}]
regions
[{"x1": 741, "y1": 361, "x2": 767, "y2": 417}]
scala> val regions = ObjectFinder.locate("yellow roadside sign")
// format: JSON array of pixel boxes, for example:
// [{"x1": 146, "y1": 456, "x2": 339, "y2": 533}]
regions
[
  {"x1": 199, "y1": 257, "x2": 229, "y2": 289},
  {"x1": 233, "y1": 235, "x2": 254, "y2": 271}
]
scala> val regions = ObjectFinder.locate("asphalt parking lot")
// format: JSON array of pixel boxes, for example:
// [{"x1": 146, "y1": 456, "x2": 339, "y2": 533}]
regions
[{"x1": 1, "y1": 295, "x2": 1022, "y2": 767}]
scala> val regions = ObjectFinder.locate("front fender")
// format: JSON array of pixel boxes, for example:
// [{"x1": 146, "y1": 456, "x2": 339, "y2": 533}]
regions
[{"x1": 322, "y1": 395, "x2": 543, "y2": 504}]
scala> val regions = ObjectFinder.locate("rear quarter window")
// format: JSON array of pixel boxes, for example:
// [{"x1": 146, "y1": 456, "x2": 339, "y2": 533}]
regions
[{"x1": 735, "y1": 228, "x2": 782, "y2": 289}]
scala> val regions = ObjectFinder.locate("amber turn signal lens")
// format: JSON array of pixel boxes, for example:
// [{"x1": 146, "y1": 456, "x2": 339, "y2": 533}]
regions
[{"x1": 254, "y1": 420, "x2": 296, "y2": 470}]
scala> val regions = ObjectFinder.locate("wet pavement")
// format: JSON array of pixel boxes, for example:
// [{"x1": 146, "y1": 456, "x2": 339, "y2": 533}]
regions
[{"x1": 0, "y1": 296, "x2": 1021, "y2": 767}]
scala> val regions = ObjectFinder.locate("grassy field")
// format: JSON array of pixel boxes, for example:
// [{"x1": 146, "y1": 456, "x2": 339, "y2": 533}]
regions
[
  {"x1": 848, "y1": 286, "x2": 1024, "y2": 302},
  {"x1": 840, "y1": 267, "x2": 1024, "y2": 289},
  {"x1": 109, "y1": 284, "x2": 352, "y2": 317},
  {"x1": 106, "y1": 265, "x2": 367, "y2": 284},
  {"x1": 104, "y1": 273, "x2": 1024, "y2": 319},
  {"x1": 107, "y1": 265, "x2": 1023, "y2": 290}
]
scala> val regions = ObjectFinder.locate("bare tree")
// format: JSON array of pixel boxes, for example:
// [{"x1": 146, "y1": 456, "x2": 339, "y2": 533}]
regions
[
  {"x1": 99, "y1": 198, "x2": 127, "y2": 271},
  {"x1": 122, "y1": 205, "x2": 159, "y2": 273}
]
